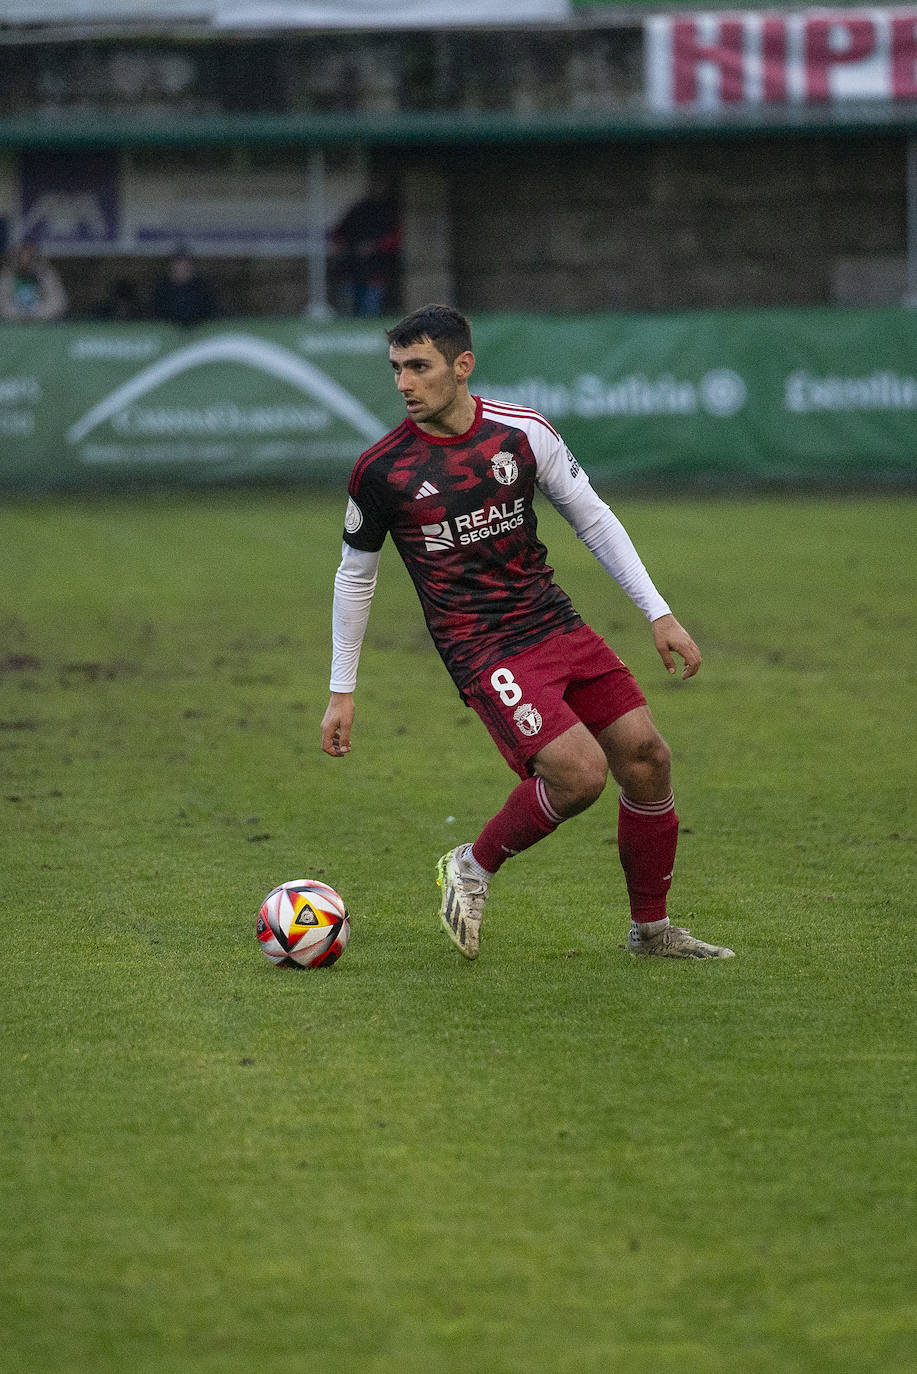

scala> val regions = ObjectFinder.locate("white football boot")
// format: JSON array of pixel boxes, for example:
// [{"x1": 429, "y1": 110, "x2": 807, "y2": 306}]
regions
[
  {"x1": 436, "y1": 845, "x2": 489, "y2": 960},
  {"x1": 627, "y1": 922, "x2": 735, "y2": 959}
]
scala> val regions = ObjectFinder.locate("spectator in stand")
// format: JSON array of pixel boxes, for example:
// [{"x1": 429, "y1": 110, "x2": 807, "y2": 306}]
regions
[
  {"x1": 0, "y1": 240, "x2": 68, "y2": 322},
  {"x1": 93, "y1": 276, "x2": 145, "y2": 321},
  {"x1": 329, "y1": 176, "x2": 401, "y2": 318},
  {"x1": 152, "y1": 252, "x2": 216, "y2": 326}
]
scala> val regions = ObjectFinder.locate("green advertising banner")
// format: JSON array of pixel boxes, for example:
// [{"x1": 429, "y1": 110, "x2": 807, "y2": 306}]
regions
[{"x1": 1, "y1": 308, "x2": 916, "y2": 492}]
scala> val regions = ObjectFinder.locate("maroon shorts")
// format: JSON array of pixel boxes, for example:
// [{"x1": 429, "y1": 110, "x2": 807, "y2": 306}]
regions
[{"x1": 461, "y1": 624, "x2": 647, "y2": 779}]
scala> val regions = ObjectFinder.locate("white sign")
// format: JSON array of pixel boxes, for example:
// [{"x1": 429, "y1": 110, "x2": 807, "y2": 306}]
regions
[
  {"x1": 15, "y1": 151, "x2": 365, "y2": 256},
  {"x1": 646, "y1": 8, "x2": 917, "y2": 111},
  {"x1": 120, "y1": 159, "x2": 365, "y2": 256},
  {"x1": 0, "y1": 0, "x2": 571, "y2": 27}
]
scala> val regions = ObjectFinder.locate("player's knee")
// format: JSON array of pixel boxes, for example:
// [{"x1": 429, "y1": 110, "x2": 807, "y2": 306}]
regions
[
  {"x1": 553, "y1": 753, "x2": 608, "y2": 815},
  {"x1": 645, "y1": 732, "x2": 671, "y2": 778},
  {"x1": 535, "y1": 725, "x2": 610, "y2": 816},
  {"x1": 579, "y1": 755, "x2": 609, "y2": 808},
  {"x1": 626, "y1": 730, "x2": 671, "y2": 788}
]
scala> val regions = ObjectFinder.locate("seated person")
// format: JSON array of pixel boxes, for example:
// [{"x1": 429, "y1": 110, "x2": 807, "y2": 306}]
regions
[
  {"x1": 0, "y1": 241, "x2": 67, "y2": 321},
  {"x1": 152, "y1": 253, "x2": 215, "y2": 326}
]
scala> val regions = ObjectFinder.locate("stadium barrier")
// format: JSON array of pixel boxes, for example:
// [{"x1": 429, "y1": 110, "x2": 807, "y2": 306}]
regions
[{"x1": 2, "y1": 308, "x2": 916, "y2": 491}]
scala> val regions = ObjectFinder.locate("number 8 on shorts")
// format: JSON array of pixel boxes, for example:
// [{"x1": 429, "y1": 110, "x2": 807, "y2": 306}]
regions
[{"x1": 490, "y1": 668, "x2": 522, "y2": 707}]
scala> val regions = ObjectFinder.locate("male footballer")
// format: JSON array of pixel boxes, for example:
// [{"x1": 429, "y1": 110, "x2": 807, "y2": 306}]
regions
[{"x1": 321, "y1": 304, "x2": 734, "y2": 961}]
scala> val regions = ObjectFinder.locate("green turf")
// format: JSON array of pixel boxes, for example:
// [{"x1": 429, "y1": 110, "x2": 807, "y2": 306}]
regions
[{"x1": 1, "y1": 490, "x2": 914, "y2": 1373}]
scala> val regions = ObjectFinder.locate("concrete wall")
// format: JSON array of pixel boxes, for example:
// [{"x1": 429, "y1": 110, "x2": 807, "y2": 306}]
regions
[{"x1": 448, "y1": 135, "x2": 907, "y2": 313}]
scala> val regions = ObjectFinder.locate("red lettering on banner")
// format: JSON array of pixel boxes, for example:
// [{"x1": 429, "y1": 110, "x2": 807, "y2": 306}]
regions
[
  {"x1": 649, "y1": 8, "x2": 917, "y2": 111},
  {"x1": 673, "y1": 19, "x2": 745, "y2": 103},
  {"x1": 805, "y1": 18, "x2": 877, "y2": 100},
  {"x1": 892, "y1": 15, "x2": 917, "y2": 95},
  {"x1": 762, "y1": 18, "x2": 789, "y2": 102}
]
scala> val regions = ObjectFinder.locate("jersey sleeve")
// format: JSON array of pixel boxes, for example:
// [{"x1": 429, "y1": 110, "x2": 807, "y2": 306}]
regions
[{"x1": 342, "y1": 461, "x2": 390, "y2": 553}]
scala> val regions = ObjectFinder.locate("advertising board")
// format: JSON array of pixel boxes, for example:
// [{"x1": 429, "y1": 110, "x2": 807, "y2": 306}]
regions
[{"x1": 1, "y1": 310, "x2": 915, "y2": 491}]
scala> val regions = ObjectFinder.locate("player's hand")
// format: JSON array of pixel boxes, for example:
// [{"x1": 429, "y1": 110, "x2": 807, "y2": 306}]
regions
[
  {"x1": 321, "y1": 692, "x2": 355, "y2": 756},
  {"x1": 651, "y1": 614, "x2": 702, "y2": 680}
]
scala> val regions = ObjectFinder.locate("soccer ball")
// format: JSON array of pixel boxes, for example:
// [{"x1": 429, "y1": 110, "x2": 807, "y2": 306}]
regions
[{"x1": 256, "y1": 878, "x2": 350, "y2": 968}]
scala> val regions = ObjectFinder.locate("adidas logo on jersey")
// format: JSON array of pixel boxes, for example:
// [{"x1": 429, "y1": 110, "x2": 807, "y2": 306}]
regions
[{"x1": 414, "y1": 481, "x2": 439, "y2": 499}]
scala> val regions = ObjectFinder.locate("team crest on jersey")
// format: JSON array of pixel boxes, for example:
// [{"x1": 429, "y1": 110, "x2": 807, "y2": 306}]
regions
[
  {"x1": 513, "y1": 702, "x2": 542, "y2": 737},
  {"x1": 491, "y1": 451, "x2": 518, "y2": 486}
]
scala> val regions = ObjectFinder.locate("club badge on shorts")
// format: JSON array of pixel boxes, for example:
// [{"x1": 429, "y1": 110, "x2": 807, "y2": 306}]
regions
[{"x1": 513, "y1": 701, "x2": 542, "y2": 737}]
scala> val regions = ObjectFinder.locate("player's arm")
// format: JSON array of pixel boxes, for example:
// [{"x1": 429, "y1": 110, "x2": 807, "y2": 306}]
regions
[
  {"x1": 569, "y1": 501, "x2": 702, "y2": 679},
  {"x1": 321, "y1": 544, "x2": 381, "y2": 756},
  {"x1": 535, "y1": 435, "x2": 701, "y2": 679}
]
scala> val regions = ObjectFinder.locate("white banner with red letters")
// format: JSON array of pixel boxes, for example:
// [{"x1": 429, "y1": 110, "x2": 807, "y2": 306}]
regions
[
  {"x1": 646, "y1": 8, "x2": 917, "y2": 111},
  {"x1": 0, "y1": 0, "x2": 571, "y2": 27}
]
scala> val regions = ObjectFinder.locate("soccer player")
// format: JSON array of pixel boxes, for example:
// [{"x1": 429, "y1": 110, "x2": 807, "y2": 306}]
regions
[{"x1": 321, "y1": 305, "x2": 734, "y2": 961}]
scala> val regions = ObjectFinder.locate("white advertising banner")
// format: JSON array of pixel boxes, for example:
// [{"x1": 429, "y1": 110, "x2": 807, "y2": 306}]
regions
[
  {"x1": 0, "y1": 0, "x2": 571, "y2": 26},
  {"x1": 646, "y1": 8, "x2": 917, "y2": 112},
  {"x1": 14, "y1": 150, "x2": 364, "y2": 256},
  {"x1": 121, "y1": 164, "x2": 361, "y2": 256}
]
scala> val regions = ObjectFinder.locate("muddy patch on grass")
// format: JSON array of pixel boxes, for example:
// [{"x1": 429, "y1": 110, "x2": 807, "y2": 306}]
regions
[
  {"x1": 59, "y1": 660, "x2": 139, "y2": 685},
  {"x1": 0, "y1": 654, "x2": 42, "y2": 674}
]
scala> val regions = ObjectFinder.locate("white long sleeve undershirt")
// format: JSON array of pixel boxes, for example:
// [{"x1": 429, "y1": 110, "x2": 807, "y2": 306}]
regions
[
  {"x1": 329, "y1": 543, "x2": 380, "y2": 693},
  {"x1": 547, "y1": 480, "x2": 671, "y2": 625}
]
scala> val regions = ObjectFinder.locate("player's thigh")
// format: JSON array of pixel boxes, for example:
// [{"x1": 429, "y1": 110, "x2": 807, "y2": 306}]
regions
[{"x1": 531, "y1": 723, "x2": 608, "y2": 815}]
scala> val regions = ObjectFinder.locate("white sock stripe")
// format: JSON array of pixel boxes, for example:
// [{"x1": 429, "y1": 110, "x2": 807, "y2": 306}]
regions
[
  {"x1": 535, "y1": 776, "x2": 564, "y2": 825},
  {"x1": 620, "y1": 791, "x2": 675, "y2": 817}
]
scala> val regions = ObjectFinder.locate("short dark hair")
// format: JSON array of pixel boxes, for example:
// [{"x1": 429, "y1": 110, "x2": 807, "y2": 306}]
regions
[{"x1": 386, "y1": 304, "x2": 472, "y2": 364}]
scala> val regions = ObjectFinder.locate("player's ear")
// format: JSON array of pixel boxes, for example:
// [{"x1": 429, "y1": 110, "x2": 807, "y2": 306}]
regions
[{"x1": 454, "y1": 350, "x2": 475, "y2": 383}]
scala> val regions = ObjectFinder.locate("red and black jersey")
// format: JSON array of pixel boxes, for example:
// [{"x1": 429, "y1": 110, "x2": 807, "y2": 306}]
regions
[{"x1": 342, "y1": 395, "x2": 586, "y2": 689}]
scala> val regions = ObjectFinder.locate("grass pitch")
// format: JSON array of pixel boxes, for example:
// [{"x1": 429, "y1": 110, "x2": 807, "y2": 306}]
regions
[{"x1": 1, "y1": 490, "x2": 914, "y2": 1373}]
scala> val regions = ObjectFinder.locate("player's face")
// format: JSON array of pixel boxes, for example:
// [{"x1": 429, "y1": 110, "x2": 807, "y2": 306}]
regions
[{"x1": 389, "y1": 337, "x2": 475, "y2": 436}]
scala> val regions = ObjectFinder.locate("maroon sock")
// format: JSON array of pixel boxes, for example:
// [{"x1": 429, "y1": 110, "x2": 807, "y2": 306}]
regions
[
  {"x1": 617, "y1": 792, "x2": 679, "y2": 924},
  {"x1": 472, "y1": 776, "x2": 564, "y2": 875}
]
